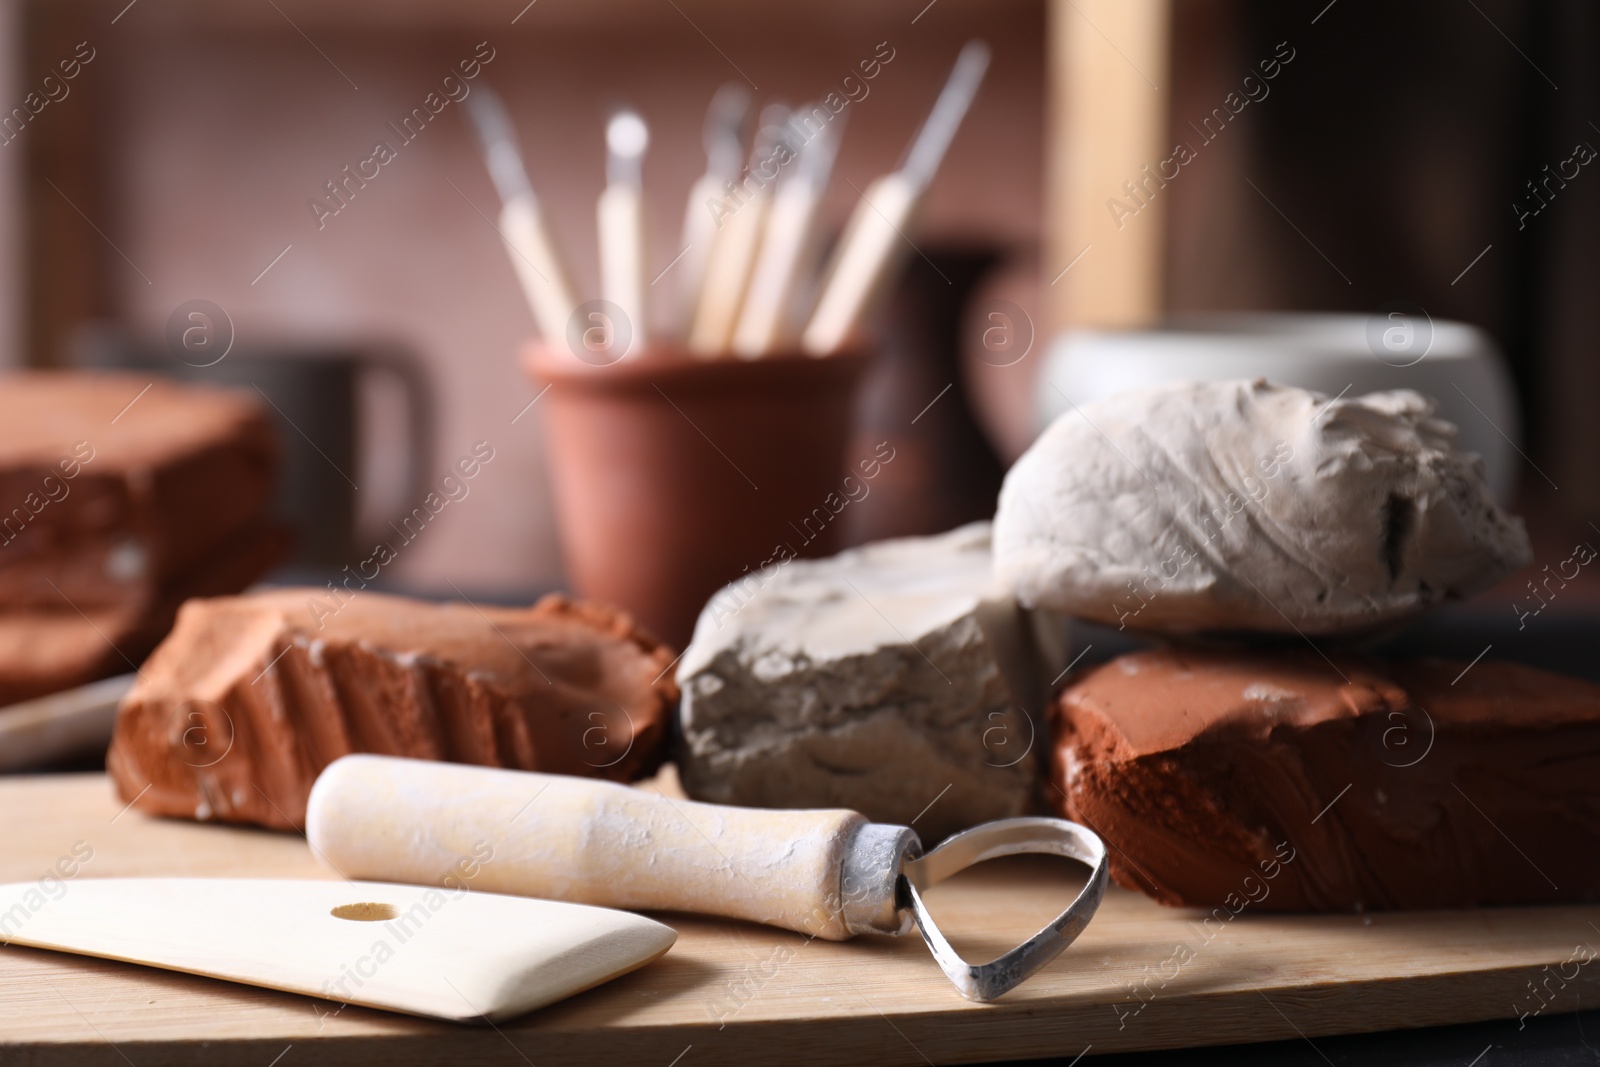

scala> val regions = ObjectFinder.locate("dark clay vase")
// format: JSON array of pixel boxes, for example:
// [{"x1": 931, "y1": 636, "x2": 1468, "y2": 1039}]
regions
[{"x1": 841, "y1": 246, "x2": 1008, "y2": 545}]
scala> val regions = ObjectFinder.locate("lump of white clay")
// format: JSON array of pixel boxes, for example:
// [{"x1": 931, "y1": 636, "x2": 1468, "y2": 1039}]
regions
[
  {"x1": 677, "y1": 523, "x2": 1067, "y2": 841},
  {"x1": 993, "y1": 379, "x2": 1531, "y2": 636}
]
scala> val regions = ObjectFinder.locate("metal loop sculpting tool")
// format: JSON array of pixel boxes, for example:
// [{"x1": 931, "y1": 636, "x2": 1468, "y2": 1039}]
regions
[
  {"x1": 307, "y1": 755, "x2": 1110, "y2": 1001},
  {"x1": 900, "y1": 816, "x2": 1109, "y2": 1000}
]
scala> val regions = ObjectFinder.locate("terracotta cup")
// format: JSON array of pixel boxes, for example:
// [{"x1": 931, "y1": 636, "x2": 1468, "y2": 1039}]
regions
[{"x1": 524, "y1": 344, "x2": 871, "y2": 649}]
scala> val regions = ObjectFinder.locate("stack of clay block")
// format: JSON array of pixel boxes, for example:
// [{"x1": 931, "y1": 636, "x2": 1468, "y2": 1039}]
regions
[{"x1": 0, "y1": 373, "x2": 286, "y2": 704}]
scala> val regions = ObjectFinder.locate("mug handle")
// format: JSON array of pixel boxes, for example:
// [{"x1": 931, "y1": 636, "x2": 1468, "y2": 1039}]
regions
[{"x1": 356, "y1": 347, "x2": 435, "y2": 548}]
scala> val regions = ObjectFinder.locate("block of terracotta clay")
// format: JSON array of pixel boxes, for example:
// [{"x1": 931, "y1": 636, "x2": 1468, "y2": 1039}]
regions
[
  {"x1": 0, "y1": 535, "x2": 217, "y2": 610},
  {"x1": 678, "y1": 523, "x2": 1064, "y2": 841},
  {"x1": 0, "y1": 372, "x2": 278, "y2": 604},
  {"x1": 1052, "y1": 647, "x2": 1600, "y2": 910},
  {"x1": 995, "y1": 380, "x2": 1531, "y2": 636},
  {"x1": 107, "y1": 589, "x2": 677, "y2": 829},
  {"x1": 0, "y1": 523, "x2": 288, "y2": 706}
]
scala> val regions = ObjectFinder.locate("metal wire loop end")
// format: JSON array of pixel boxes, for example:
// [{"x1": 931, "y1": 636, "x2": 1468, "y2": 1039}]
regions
[{"x1": 899, "y1": 816, "x2": 1109, "y2": 1001}]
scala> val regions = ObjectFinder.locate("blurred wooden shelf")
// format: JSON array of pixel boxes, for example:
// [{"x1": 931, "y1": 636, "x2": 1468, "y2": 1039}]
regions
[{"x1": 27, "y1": 0, "x2": 1031, "y2": 31}]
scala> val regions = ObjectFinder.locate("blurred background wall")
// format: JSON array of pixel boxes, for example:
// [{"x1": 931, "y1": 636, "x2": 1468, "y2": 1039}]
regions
[
  {"x1": 16, "y1": 0, "x2": 1046, "y2": 593},
  {"x1": 5, "y1": 0, "x2": 1596, "y2": 595}
]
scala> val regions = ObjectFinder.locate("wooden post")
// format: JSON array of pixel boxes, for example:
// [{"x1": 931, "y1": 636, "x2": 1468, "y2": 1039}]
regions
[{"x1": 1044, "y1": 0, "x2": 1171, "y2": 332}]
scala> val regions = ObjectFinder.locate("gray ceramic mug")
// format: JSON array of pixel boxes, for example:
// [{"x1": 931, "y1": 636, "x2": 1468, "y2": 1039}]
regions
[{"x1": 74, "y1": 324, "x2": 434, "y2": 567}]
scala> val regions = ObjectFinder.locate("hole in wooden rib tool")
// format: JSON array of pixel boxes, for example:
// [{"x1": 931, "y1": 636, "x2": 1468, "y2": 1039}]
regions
[{"x1": 331, "y1": 902, "x2": 401, "y2": 922}]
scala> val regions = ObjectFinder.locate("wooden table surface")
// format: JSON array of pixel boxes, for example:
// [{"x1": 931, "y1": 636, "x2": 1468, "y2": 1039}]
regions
[{"x1": 2, "y1": 773, "x2": 1598, "y2": 1066}]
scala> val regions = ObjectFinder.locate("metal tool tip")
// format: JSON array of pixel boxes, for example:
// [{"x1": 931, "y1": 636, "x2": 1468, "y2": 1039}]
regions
[
  {"x1": 709, "y1": 83, "x2": 752, "y2": 123},
  {"x1": 607, "y1": 110, "x2": 649, "y2": 158}
]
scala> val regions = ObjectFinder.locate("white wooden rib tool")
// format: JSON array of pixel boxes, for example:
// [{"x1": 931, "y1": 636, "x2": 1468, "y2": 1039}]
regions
[{"x1": 0, "y1": 877, "x2": 675, "y2": 1022}]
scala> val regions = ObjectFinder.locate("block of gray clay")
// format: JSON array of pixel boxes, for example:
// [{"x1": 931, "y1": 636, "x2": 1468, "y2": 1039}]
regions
[
  {"x1": 677, "y1": 523, "x2": 1061, "y2": 840},
  {"x1": 995, "y1": 380, "x2": 1531, "y2": 636}
]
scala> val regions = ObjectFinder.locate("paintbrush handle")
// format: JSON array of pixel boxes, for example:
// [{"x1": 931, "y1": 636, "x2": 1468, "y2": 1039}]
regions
[
  {"x1": 500, "y1": 196, "x2": 578, "y2": 343},
  {"x1": 801, "y1": 173, "x2": 919, "y2": 356},
  {"x1": 307, "y1": 755, "x2": 917, "y2": 940}
]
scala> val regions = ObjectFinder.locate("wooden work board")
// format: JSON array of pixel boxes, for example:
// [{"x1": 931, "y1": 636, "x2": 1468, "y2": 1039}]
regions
[{"x1": 1, "y1": 773, "x2": 1597, "y2": 1065}]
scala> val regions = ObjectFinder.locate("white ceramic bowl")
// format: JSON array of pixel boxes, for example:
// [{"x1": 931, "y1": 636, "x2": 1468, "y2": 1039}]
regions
[{"x1": 1036, "y1": 312, "x2": 1520, "y2": 503}]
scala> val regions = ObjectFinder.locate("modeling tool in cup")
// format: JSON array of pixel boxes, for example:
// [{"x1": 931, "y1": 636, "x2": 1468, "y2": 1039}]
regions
[
  {"x1": 598, "y1": 107, "x2": 649, "y2": 352},
  {"x1": 802, "y1": 40, "x2": 990, "y2": 356},
  {"x1": 676, "y1": 84, "x2": 752, "y2": 340},
  {"x1": 733, "y1": 105, "x2": 848, "y2": 358},
  {"x1": 464, "y1": 84, "x2": 579, "y2": 343},
  {"x1": 688, "y1": 104, "x2": 795, "y2": 357}
]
